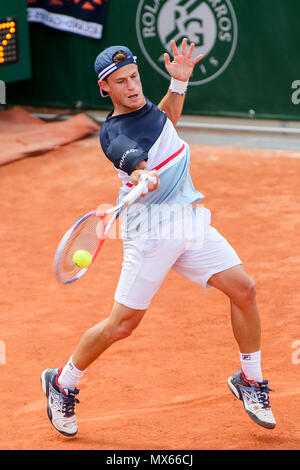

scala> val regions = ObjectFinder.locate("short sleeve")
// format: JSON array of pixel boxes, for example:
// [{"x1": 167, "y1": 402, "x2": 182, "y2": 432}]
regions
[{"x1": 104, "y1": 134, "x2": 148, "y2": 175}]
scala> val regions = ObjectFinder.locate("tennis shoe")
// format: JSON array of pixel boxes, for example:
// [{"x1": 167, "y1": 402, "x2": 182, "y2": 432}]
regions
[
  {"x1": 41, "y1": 367, "x2": 79, "y2": 437},
  {"x1": 227, "y1": 369, "x2": 276, "y2": 429}
]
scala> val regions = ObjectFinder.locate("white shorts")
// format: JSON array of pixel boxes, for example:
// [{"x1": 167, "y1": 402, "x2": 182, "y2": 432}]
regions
[{"x1": 114, "y1": 206, "x2": 242, "y2": 310}]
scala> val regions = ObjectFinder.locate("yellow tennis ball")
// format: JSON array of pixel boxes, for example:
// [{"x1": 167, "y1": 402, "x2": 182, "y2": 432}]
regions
[{"x1": 73, "y1": 250, "x2": 92, "y2": 268}]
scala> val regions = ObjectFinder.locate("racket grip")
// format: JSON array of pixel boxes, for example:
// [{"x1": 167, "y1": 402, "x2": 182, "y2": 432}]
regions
[{"x1": 123, "y1": 174, "x2": 157, "y2": 206}]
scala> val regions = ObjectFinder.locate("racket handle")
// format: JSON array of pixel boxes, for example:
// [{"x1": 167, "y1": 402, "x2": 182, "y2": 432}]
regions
[{"x1": 122, "y1": 174, "x2": 157, "y2": 206}]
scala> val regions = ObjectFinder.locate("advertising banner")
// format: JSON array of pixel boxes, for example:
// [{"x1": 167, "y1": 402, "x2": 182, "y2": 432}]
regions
[
  {"x1": 6, "y1": 0, "x2": 300, "y2": 120},
  {"x1": 27, "y1": 0, "x2": 109, "y2": 39}
]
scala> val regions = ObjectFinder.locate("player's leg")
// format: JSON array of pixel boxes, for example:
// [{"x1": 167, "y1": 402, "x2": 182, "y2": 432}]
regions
[
  {"x1": 71, "y1": 301, "x2": 147, "y2": 371},
  {"x1": 207, "y1": 264, "x2": 261, "y2": 355},
  {"x1": 42, "y1": 231, "x2": 185, "y2": 436},
  {"x1": 173, "y1": 209, "x2": 276, "y2": 428},
  {"x1": 41, "y1": 301, "x2": 146, "y2": 437},
  {"x1": 65, "y1": 233, "x2": 184, "y2": 378},
  {"x1": 206, "y1": 265, "x2": 275, "y2": 428}
]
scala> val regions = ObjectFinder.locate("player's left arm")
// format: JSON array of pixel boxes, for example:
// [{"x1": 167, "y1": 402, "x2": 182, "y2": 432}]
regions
[{"x1": 158, "y1": 38, "x2": 203, "y2": 127}]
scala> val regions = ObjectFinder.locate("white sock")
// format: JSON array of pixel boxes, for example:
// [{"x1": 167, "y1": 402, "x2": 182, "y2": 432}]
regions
[
  {"x1": 239, "y1": 350, "x2": 263, "y2": 383},
  {"x1": 58, "y1": 356, "x2": 87, "y2": 390}
]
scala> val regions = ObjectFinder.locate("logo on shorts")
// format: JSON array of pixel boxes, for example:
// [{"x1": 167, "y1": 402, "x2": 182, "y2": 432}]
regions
[{"x1": 136, "y1": 0, "x2": 238, "y2": 85}]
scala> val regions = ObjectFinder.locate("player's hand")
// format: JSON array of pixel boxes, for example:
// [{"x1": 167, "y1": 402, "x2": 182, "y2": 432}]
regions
[
  {"x1": 130, "y1": 169, "x2": 160, "y2": 196},
  {"x1": 164, "y1": 38, "x2": 203, "y2": 82}
]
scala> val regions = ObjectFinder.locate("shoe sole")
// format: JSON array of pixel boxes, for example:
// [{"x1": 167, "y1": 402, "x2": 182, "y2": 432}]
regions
[
  {"x1": 41, "y1": 369, "x2": 78, "y2": 437},
  {"x1": 227, "y1": 376, "x2": 276, "y2": 430},
  {"x1": 227, "y1": 376, "x2": 241, "y2": 400}
]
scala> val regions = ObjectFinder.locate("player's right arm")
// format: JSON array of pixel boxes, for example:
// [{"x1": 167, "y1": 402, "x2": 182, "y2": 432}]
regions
[
  {"x1": 101, "y1": 133, "x2": 159, "y2": 193},
  {"x1": 130, "y1": 161, "x2": 159, "y2": 194}
]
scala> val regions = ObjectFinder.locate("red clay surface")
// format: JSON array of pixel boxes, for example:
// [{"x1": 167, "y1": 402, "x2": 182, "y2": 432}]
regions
[
  {"x1": 0, "y1": 137, "x2": 299, "y2": 450},
  {"x1": 0, "y1": 107, "x2": 99, "y2": 165}
]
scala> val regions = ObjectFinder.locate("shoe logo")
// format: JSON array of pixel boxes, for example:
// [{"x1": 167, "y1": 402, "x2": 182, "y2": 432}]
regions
[
  {"x1": 49, "y1": 383, "x2": 61, "y2": 411},
  {"x1": 136, "y1": 0, "x2": 238, "y2": 86},
  {"x1": 240, "y1": 385, "x2": 261, "y2": 406}
]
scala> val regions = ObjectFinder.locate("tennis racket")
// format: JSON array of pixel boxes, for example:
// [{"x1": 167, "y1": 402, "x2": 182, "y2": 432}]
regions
[{"x1": 54, "y1": 174, "x2": 157, "y2": 284}]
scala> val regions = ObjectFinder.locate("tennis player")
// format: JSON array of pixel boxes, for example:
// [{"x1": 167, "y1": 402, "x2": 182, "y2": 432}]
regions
[{"x1": 41, "y1": 38, "x2": 276, "y2": 436}]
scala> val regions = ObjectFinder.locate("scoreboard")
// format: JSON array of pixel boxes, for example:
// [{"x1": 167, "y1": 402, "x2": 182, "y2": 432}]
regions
[
  {"x1": 0, "y1": 18, "x2": 18, "y2": 66},
  {"x1": 0, "y1": 1, "x2": 31, "y2": 84}
]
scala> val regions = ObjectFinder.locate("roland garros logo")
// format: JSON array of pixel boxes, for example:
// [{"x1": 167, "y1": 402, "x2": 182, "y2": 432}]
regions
[{"x1": 136, "y1": 0, "x2": 238, "y2": 85}]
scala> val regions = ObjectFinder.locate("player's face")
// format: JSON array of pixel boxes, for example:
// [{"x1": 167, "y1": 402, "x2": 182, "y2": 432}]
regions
[{"x1": 99, "y1": 64, "x2": 146, "y2": 114}]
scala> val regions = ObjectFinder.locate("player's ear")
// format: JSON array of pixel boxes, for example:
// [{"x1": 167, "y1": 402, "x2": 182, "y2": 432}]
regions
[{"x1": 98, "y1": 80, "x2": 110, "y2": 95}]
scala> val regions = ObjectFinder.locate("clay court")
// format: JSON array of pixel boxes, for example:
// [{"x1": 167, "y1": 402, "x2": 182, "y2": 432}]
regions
[{"x1": 0, "y1": 109, "x2": 299, "y2": 450}]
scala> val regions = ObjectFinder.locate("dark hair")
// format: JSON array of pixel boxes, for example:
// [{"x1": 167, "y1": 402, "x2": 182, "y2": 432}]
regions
[
  {"x1": 103, "y1": 51, "x2": 130, "y2": 84},
  {"x1": 113, "y1": 50, "x2": 128, "y2": 64}
]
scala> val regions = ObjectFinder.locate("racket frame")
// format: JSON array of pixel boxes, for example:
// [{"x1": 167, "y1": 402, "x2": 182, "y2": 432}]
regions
[{"x1": 54, "y1": 174, "x2": 156, "y2": 284}]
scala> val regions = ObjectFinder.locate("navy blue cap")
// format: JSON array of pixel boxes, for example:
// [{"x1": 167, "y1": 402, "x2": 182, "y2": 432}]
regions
[{"x1": 94, "y1": 45, "x2": 137, "y2": 97}]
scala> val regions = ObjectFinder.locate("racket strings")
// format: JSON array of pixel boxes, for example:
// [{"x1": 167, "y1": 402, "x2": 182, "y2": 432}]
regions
[{"x1": 55, "y1": 214, "x2": 105, "y2": 283}]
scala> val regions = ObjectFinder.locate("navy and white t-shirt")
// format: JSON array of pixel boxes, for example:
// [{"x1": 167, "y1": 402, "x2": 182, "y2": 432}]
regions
[{"x1": 100, "y1": 97, "x2": 204, "y2": 238}]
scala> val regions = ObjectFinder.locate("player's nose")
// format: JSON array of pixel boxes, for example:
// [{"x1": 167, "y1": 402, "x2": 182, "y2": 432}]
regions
[{"x1": 127, "y1": 78, "x2": 136, "y2": 90}]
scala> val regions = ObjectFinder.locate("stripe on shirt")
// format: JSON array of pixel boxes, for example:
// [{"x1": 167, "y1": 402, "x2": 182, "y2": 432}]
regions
[{"x1": 125, "y1": 143, "x2": 186, "y2": 188}]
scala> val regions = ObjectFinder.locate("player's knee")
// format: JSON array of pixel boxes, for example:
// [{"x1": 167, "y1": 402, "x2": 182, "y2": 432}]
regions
[
  {"x1": 113, "y1": 324, "x2": 133, "y2": 341},
  {"x1": 247, "y1": 278, "x2": 256, "y2": 299},
  {"x1": 242, "y1": 278, "x2": 256, "y2": 304},
  {"x1": 110, "y1": 316, "x2": 139, "y2": 342},
  {"x1": 234, "y1": 277, "x2": 257, "y2": 306}
]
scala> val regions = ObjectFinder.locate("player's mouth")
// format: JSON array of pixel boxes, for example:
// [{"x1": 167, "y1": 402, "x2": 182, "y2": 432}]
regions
[{"x1": 128, "y1": 93, "x2": 139, "y2": 100}]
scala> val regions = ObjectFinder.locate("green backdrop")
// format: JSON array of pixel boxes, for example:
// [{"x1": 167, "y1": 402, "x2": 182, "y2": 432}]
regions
[
  {"x1": 0, "y1": 0, "x2": 31, "y2": 83},
  {"x1": 6, "y1": 0, "x2": 300, "y2": 120}
]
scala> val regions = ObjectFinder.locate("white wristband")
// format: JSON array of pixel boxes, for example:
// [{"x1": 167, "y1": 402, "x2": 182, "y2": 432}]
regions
[{"x1": 169, "y1": 77, "x2": 189, "y2": 95}]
